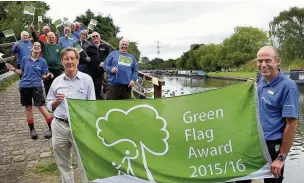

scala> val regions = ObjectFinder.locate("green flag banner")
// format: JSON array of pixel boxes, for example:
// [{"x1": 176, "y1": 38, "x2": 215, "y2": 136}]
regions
[
  {"x1": 38, "y1": 16, "x2": 43, "y2": 22},
  {"x1": 66, "y1": 82, "x2": 273, "y2": 183},
  {"x1": 74, "y1": 44, "x2": 84, "y2": 53},
  {"x1": 3, "y1": 29, "x2": 15, "y2": 38},
  {"x1": 53, "y1": 19, "x2": 63, "y2": 28},
  {"x1": 89, "y1": 19, "x2": 98, "y2": 26},
  {"x1": 63, "y1": 17, "x2": 68, "y2": 24},
  {"x1": 24, "y1": 5, "x2": 35, "y2": 16},
  {"x1": 87, "y1": 24, "x2": 95, "y2": 30}
]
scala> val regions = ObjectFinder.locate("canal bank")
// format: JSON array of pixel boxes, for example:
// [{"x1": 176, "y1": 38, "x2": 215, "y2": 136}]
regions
[{"x1": 206, "y1": 72, "x2": 256, "y2": 81}]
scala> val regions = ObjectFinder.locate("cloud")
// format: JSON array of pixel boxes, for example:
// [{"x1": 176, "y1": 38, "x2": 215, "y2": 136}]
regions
[{"x1": 45, "y1": 0, "x2": 304, "y2": 60}]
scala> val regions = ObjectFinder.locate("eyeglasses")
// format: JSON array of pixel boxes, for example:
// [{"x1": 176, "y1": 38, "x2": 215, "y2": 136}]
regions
[{"x1": 92, "y1": 35, "x2": 99, "y2": 38}]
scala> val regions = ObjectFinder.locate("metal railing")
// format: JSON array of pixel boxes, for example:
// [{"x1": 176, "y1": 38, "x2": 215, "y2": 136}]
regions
[{"x1": 138, "y1": 71, "x2": 165, "y2": 98}]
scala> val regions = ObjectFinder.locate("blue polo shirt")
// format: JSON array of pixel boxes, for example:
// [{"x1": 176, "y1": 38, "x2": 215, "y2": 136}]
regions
[
  {"x1": 11, "y1": 40, "x2": 32, "y2": 65},
  {"x1": 72, "y1": 30, "x2": 81, "y2": 40},
  {"x1": 257, "y1": 72, "x2": 299, "y2": 140},
  {"x1": 19, "y1": 56, "x2": 49, "y2": 88},
  {"x1": 59, "y1": 36, "x2": 78, "y2": 48}
]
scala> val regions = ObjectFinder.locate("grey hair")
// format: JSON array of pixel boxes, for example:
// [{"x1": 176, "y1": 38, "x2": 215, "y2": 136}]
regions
[{"x1": 60, "y1": 47, "x2": 80, "y2": 61}]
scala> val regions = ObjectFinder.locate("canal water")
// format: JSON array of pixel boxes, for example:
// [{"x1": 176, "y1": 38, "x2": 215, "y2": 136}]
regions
[{"x1": 153, "y1": 75, "x2": 304, "y2": 183}]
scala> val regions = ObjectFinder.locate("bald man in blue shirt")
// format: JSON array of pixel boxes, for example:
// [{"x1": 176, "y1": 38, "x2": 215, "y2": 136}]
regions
[{"x1": 236, "y1": 46, "x2": 299, "y2": 183}]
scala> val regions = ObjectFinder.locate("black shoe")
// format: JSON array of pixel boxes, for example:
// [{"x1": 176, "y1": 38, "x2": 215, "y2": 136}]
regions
[
  {"x1": 43, "y1": 129, "x2": 52, "y2": 139},
  {"x1": 30, "y1": 129, "x2": 38, "y2": 139}
]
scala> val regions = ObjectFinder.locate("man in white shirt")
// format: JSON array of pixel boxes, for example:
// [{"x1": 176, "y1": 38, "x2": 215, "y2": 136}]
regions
[{"x1": 46, "y1": 47, "x2": 95, "y2": 183}]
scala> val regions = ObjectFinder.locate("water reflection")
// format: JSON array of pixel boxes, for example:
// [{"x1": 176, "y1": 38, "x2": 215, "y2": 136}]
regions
[
  {"x1": 284, "y1": 86, "x2": 304, "y2": 183},
  {"x1": 152, "y1": 75, "x2": 303, "y2": 182},
  {"x1": 154, "y1": 75, "x2": 241, "y2": 97}
]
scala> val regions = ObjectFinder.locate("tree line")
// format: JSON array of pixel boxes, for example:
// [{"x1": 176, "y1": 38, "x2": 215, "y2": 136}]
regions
[{"x1": 139, "y1": 7, "x2": 304, "y2": 72}]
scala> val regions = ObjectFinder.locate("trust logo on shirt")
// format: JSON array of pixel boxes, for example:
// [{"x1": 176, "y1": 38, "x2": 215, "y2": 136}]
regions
[
  {"x1": 77, "y1": 87, "x2": 84, "y2": 93},
  {"x1": 267, "y1": 90, "x2": 274, "y2": 95},
  {"x1": 261, "y1": 97, "x2": 272, "y2": 105},
  {"x1": 56, "y1": 49, "x2": 59, "y2": 52}
]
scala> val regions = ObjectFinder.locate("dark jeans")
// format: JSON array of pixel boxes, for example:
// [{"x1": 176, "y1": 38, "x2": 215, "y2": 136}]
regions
[
  {"x1": 43, "y1": 70, "x2": 62, "y2": 96},
  {"x1": 106, "y1": 84, "x2": 131, "y2": 100},
  {"x1": 234, "y1": 139, "x2": 284, "y2": 183},
  {"x1": 92, "y1": 75, "x2": 104, "y2": 100}
]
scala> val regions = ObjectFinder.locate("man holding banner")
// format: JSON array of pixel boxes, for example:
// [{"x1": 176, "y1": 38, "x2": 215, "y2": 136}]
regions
[
  {"x1": 30, "y1": 24, "x2": 63, "y2": 95},
  {"x1": 79, "y1": 22, "x2": 86, "y2": 31},
  {"x1": 11, "y1": 31, "x2": 32, "y2": 71},
  {"x1": 46, "y1": 47, "x2": 95, "y2": 183},
  {"x1": 59, "y1": 27, "x2": 78, "y2": 48},
  {"x1": 37, "y1": 25, "x2": 51, "y2": 43},
  {"x1": 73, "y1": 22, "x2": 81, "y2": 39},
  {"x1": 73, "y1": 30, "x2": 91, "y2": 73},
  {"x1": 236, "y1": 46, "x2": 299, "y2": 183},
  {"x1": 86, "y1": 32, "x2": 112, "y2": 100},
  {"x1": 104, "y1": 38, "x2": 138, "y2": 100}
]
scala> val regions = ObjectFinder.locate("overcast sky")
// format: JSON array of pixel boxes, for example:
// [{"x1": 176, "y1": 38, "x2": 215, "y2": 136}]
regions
[{"x1": 45, "y1": 0, "x2": 304, "y2": 60}]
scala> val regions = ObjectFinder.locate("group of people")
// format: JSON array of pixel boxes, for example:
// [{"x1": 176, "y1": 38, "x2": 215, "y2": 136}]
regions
[
  {"x1": 6, "y1": 22, "x2": 138, "y2": 183},
  {"x1": 4, "y1": 22, "x2": 299, "y2": 183}
]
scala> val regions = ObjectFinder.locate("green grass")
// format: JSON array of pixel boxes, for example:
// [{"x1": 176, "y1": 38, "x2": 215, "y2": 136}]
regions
[
  {"x1": 142, "y1": 77, "x2": 153, "y2": 88},
  {"x1": 145, "y1": 92, "x2": 154, "y2": 98},
  {"x1": 207, "y1": 72, "x2": 256, "y2": 78},
  {"x1": 0, "y1": 74, "x2": 19, "y2": 91},
  {"x1": 35, "y1": 161, "x2": 59, "y2": 174}
]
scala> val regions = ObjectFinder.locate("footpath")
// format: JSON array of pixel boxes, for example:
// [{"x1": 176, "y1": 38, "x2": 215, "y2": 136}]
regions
[{"x1": 0, "y1": 81, "x2": 70, "y2": 183}]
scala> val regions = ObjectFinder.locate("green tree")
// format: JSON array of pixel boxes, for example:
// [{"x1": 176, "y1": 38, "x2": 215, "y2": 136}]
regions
[
  {"x1": 160, "y1": 59, "x2": 176, "y2": 69},
  {"x1": 222, "y1": 26, "x2": 270, "y2": 68},
  {"x1": 0, "y1": 1, "x2": 50, "y2": 43},
  {"x1": 75, "y1": 9, "x2": 120, "y2": 41},
  {"x1": 128, "y1": 41, "x2": 141, "y2": 61},
  {"x1": 150, "y1": 58, "x2": 164, "y2": 69},
  {"x1": 269, "y1": 7, "x2": 304, "y2": 62},
  {"x1": 194, "y1": 44, "x2": 221, "y2": 72},
  {"x1": 141, "y1": 56, "x2": 150, "y2": 63},
  {"x1": 175, "y1": 58, "x2": 183, "y2": 69}
]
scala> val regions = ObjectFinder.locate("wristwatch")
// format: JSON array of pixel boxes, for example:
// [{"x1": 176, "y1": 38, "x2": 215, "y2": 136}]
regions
[{"x1": 277, "y1": 154, "x2": 286, "y2": 161}]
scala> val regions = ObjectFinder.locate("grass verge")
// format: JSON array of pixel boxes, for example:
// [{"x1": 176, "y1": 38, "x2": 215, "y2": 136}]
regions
[
  {"x1": 34, "y1": 161, "x2": 60, "y2": 175},
  {"x1": 0, "y1": 74, "x2": 19, "y2": 91},
  {"x1": 207, "y1": 72, "x2": 256, "y2": 78},
  {"x1": 20, "y1": 158, "x2": 82, "y2": 183}
]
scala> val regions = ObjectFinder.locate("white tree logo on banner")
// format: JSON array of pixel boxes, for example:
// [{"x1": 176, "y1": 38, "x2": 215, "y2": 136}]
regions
[{"x1": 96, "y1": 104, "x2": 170, "y2": 181}]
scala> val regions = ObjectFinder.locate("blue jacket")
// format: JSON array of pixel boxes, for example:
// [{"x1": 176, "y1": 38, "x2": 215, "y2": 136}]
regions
[
  {"x1": 11, "y1": 40, "x2": 32, "y2": 65},
  {"x1": 72, "y1": 30, "x2": 81, "y2": 40},
  {"x1": 59, "y1": 36, "x2": 78, "y2": 48},
  {"x1": 104, "y1": 51, "x2": 138, "y2": 85}
]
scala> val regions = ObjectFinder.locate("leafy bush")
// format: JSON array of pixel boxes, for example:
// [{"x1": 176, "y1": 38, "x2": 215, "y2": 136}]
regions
[
  {"x1": 238, "y1": 59, "x2": 258, "y2": 72},
  {"x1": 288, "y1": 60, "x2": 304, "y2": 70}
]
